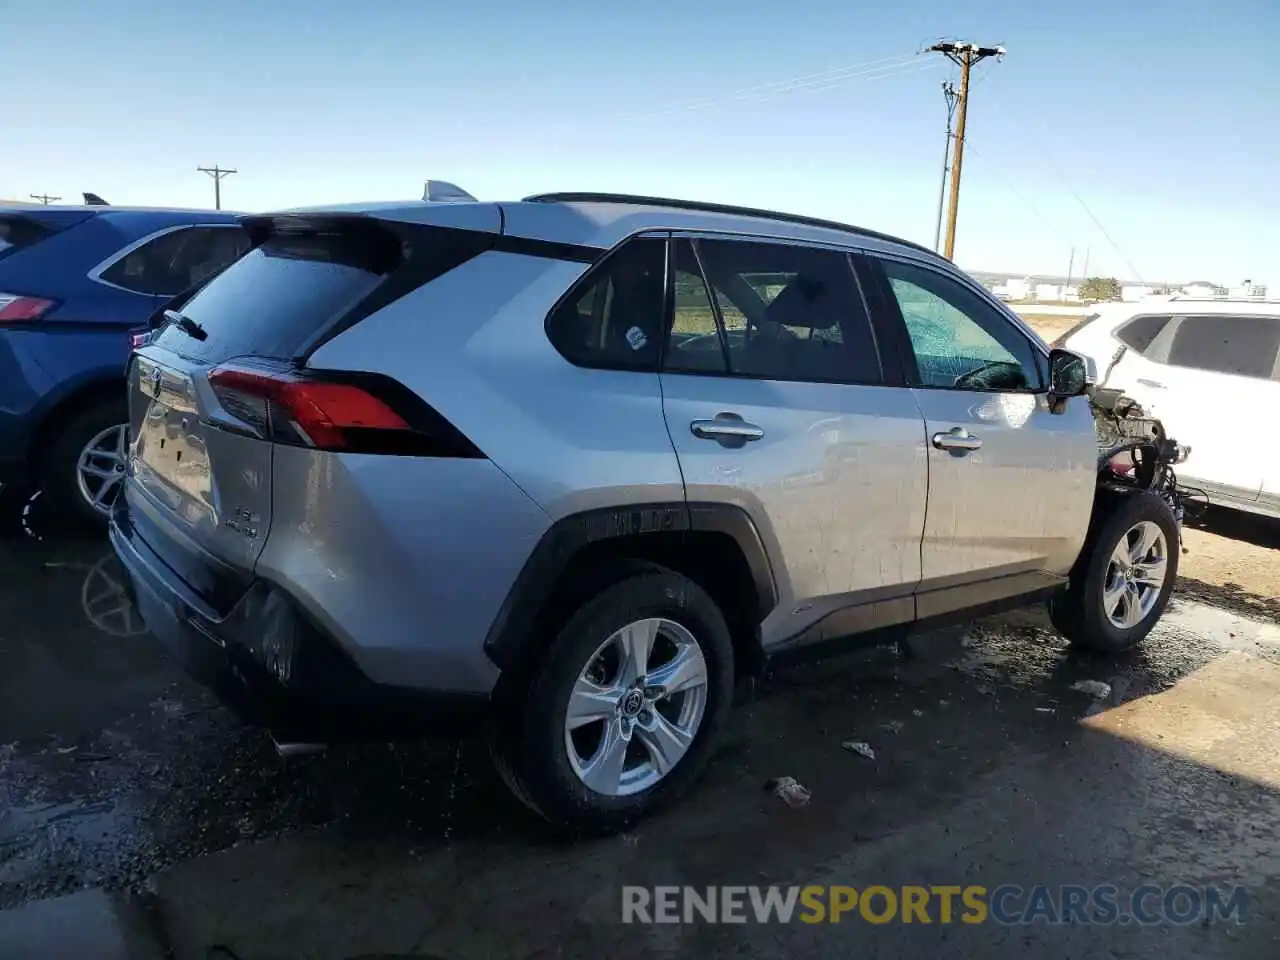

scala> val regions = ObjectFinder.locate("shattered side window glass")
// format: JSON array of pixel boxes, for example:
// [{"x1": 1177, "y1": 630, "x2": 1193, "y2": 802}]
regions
[{"x1": 881, "y1": 259, "x2": 1041, "y2": 392}]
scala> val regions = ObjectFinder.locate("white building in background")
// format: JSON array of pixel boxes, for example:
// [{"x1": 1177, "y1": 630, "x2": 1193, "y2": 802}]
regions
[
  {"x1": 1228, "y1": 279, "x2": 1268, "y2": 298},
  {"x1": 1180, "y1": 281, "x2": 1223, "y2": 298},
  {"x1": 1121, "y1": 284, "x2": 1154, "y2": 302},
  {"x1": 991, "y1": 277, "x2": 1032, "y2": 300}
]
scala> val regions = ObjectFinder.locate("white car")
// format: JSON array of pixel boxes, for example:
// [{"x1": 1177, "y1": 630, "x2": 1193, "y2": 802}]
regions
[{"x1": 1056, "y1": 297, "x2": 1280, "y2": 520}]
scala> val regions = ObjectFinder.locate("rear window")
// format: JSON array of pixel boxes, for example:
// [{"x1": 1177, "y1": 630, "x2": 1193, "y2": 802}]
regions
[
  {"x1": 151, "y1": 226, "x2": 399, "y2": 363},
  {"x1": 0, "y1": 216, "x2": 53, "y2": 260}
]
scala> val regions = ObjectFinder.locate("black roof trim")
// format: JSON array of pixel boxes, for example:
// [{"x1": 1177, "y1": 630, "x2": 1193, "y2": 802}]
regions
[{"x1": 523, "y1": 192, "x2": 937, "y2": 258}]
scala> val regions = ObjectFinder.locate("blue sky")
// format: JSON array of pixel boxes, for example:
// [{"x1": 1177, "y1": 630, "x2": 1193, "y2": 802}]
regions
[{"x1": 4, "y1": 0, "x2": 1277, "y2": 284}]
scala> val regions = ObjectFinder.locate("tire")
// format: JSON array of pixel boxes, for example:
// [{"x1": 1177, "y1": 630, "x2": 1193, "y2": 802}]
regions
[
  {"x1": 1049, "y1": 490, "x2": 1180, "y2": 653},
  {"x1": 490, "y1": 565, "x2": 735, "y2": 834},
  {"x1": 39, "y1": 397, "x2": 129, "y2": 532}
]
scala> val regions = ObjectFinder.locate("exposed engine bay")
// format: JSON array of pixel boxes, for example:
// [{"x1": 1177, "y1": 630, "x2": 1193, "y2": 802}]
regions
[{"x1": 1089, "y1": 386, "x2": 1200, "y2": 527}]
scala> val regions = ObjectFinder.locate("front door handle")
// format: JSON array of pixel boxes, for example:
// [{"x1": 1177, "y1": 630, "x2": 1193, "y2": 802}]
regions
[
  {"x1": 1136, "y1": 378, "x2": 1166, "y2": 389},
  {"x1": 691, "y1": 413, "x2": 764, "y2": 447},
  {"x1": 932, "y1": 427, "x2": 983, "y2": 453}
]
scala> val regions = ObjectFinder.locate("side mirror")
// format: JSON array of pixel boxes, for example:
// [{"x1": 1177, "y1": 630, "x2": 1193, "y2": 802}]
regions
[{"x1": 1047, "y1": 348, "x2": 1094, "y2": 413}]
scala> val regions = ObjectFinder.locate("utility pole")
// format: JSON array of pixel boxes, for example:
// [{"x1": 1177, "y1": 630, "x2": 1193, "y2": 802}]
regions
[
  {"x1": 197, "y1": 165, "x2": 237, "y2": 210},
  {"x1": 30, "y1": 193, "x2": 61, "y2": 205},
  {"x1": 1065, "y1": 247, "x2": 1075, "y2": 297},
  {"x1": 933, "y1": 81, "x2": 959, "y2": 253},
  {"x1": 927, "y1": 41, "x2": 1005, "y2": 260}
]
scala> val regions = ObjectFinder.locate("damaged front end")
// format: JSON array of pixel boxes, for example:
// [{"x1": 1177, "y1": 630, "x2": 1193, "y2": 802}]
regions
[{"x1": 1090, "y1": 387, "x2": 1193, "y2": 526}]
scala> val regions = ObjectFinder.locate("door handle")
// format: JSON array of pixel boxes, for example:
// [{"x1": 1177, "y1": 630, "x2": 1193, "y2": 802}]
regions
[
  {"x1": 932, "y1": 427, "x2": 983, "y2": 453},
  {"x1": 1136, "y1": 378, "x2": 1166, "y2": 389},
  {"x1": 691, "y1": 413, "x2": 764, "y2": 446}
]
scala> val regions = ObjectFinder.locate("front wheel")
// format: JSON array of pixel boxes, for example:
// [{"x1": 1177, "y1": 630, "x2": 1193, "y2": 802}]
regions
[
  {"x1": 490, "y1": 566, "x2": 734, "y2": 833},
  {"x1": 1049, "y1": 491, "x2": 1180, "y2": 653}
]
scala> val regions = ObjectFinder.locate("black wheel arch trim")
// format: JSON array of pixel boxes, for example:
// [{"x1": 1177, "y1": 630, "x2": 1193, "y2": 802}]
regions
[{"x1": 483, "y1": 501, "x2": 778, "y2": 671}]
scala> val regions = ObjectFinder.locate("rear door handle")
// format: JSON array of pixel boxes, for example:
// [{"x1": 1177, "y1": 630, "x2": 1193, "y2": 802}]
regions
[
  {"x1": 691, "y1": 413, "x2": 764, "y2": 446},
  {"x1": 1136, "y1": 378, "x2": 1166, "y2": 389},
  {"x1": 932, "y1": 427, "x2": 983, "y2": 453}
]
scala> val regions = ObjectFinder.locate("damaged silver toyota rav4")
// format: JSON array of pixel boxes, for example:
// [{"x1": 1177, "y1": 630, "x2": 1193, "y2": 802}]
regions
[{"x1": 111, "y1": 187, "x2": 1189, "y2": 832}]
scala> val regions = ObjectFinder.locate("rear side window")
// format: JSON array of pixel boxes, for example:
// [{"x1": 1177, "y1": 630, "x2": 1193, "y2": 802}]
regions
[
  {"x1": 100, "y1": 226, "x2": 251, "y2": 297},
  {"x1": 1115, "y1": 314, "x2": 1170, "y2": 354},
  {"x1": 545, "y1": 237, "x2": 666, "y2": 370},
  {"x1": 667, "y1": 237, "x2": 882, "y2": 384},
  {"x1": 0, "y1": 216, "x2": 54, "y2": 259},
  {"x1": 1166, "y1": 315, "x2": 1280, "y2": 380}
]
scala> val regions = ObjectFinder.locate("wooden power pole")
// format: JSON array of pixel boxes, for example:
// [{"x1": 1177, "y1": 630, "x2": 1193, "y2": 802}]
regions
[
  {"x1": 928, "y1": 41, "x2": 1005, "y2": 260},
  {"x1": 197, "y1": 165, "x2": 237, "y2": 210}
]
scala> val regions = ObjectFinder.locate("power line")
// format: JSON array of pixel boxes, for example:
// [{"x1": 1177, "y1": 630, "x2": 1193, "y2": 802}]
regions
[
  {"x1": 624, "y1": 51, "x2": 928, "y2": 121},
  {"x1": 926, "y1": 41, "x2": 1006, "y2": 260},
  {"x1": 30, "y1": 193, "x2": 61, "y2": 205},
  {"x1": 965, "y1": 89, "x2": 1144, "y2": 282},
  {"x1": 962, "y1": 140, "x2": 1078, "y2": 253},
  {"x1": 729, "y1": 59, "x2": 943, "y2": 107},
  {"x1": 197, "y1": 165, "x2": 237, "y2": 210}
]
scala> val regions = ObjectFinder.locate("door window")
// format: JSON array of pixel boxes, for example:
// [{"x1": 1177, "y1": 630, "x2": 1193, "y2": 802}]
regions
[
  {"x1": 99, "y1": 226, "x2": 251, "y2": 297},
  {"x1": 880, "y1": 258, "x2": 1042, "y2": 391},
  {"x1": 1165, "y1": 315, "x2": 1280, "y2": 381},
  {"x1": 665, "y1": 237, "x2": 883, "y2": 384},
  {"x1": 545, "y1": 237, "x2": 666, "y2": 371}
]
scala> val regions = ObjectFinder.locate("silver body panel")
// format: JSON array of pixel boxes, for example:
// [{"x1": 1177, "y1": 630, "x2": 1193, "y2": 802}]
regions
[{"x1": 113, "y1": 194, "x2": 1102, "y2": 707}]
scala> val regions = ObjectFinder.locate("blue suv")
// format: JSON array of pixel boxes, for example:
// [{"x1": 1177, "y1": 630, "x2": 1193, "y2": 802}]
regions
[{"x1": 0, "y1": 204, "x2": 249, "y2": 526}]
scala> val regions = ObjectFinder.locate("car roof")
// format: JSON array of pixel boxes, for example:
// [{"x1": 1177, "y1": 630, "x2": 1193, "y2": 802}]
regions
[
  {"x1": 1103, "y1": 297, "x2": 1280, "y2": 320},
  {"x1": 275, "y1": 191, "x2": 950, "y2": 266}
]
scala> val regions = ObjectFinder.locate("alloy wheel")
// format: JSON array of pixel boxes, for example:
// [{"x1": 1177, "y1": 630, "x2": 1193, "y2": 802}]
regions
[
  {"x1": 76, "y1": 424, "x2": 129, "y2": 516},
  {"x1": 1103, "y1": 519, "x2": 1169, "y2": 629},
  {"x1": 564, "y1": 617, "x2": 709, "y2": 797}
]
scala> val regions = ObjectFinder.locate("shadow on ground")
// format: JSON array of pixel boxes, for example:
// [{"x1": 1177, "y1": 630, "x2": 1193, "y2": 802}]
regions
[{"x1": 1186, "y1": 504, "x2": 1280, "y2": 551}]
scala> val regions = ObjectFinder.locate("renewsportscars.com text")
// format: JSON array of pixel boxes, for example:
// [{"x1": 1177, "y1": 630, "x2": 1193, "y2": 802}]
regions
[{"x1": 621, "y1": 884, "x2": 1248, "y2": 926}]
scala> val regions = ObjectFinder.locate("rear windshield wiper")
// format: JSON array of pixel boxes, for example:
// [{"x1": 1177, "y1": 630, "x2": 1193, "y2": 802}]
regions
[{"x1": 163, "y1": 309, "x2": 208, "y2": 342}]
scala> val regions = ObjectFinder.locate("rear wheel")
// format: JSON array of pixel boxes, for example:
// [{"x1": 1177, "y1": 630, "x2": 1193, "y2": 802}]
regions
[
  {"x1": 1049, "y1": 491, "x2": 1179, "y2": 653},
  {"x1": 40, "y1": 398, "x2": 129, "y2": 531},
  {"x1": 490, "y1": 566, "x2": 734, "y2": 833}
]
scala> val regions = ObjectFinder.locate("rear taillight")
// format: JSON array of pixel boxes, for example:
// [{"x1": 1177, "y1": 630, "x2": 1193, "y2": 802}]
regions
[
  {"x1": 208, "y1": 363, "x2": 483, "y2": 458},
  {"x1": 0, "y1": 294, "x2": 56, "y2": 322}
]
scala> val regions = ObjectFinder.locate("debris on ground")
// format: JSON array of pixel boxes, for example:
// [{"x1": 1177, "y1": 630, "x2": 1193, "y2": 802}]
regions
[
  {"x1": 1035, "y1": 707, "x2": 1055, "y2": 714},
  {"x1": 881, "y1": 720, "x2": 905, "y2": 734},
  {"x1": 1071, "y1": 680, "x2": 1113, "y2": 699},
  {"x1": 764, "y1": 776, "x2": 812, "y2": 808},
  {"x1": 841, "y1": 740, "x2": 876, "y2": 761},
  {"x1": 912, "y1": 709, "x2": 924, "y2": 717}
]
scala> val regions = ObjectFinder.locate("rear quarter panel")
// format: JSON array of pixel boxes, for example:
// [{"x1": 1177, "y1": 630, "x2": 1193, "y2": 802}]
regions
[{"x1": 306, "y1": 249, "x2": 688, "y2": 520}]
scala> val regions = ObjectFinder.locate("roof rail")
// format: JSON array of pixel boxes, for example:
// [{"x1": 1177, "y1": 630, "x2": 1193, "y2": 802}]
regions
[
  {"x1": 1170, "y1": 295, "x2": 1280, "y2": 304},
  {"x1": 523, "y1": 192, "x2": 937, "y2": 258}
]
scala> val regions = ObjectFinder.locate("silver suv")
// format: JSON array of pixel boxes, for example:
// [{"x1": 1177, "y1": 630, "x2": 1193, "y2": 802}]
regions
[{"x1": 110, "y1": 188, "x2": 1182, "y2": 831}]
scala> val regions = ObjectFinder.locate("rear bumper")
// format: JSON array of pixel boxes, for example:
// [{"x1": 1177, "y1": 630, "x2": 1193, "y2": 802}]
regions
[{"x1": 109, "y1": 500, "x2": 489, "y2": 742}]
